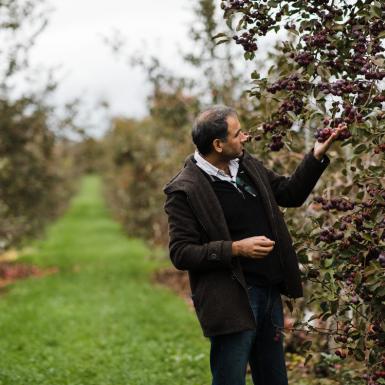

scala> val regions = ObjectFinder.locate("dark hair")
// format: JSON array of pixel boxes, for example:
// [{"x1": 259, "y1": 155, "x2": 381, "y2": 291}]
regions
[{"x1": 191, "y1": 105, "x2": 237, "y2": 155}]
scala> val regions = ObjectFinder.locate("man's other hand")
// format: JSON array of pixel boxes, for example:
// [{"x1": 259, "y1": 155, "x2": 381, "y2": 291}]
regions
[{"x1": 232, "y1": 236, "x2": 275, "y2": 259}]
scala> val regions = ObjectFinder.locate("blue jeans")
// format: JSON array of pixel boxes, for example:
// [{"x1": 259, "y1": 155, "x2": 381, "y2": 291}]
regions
[{"x1": 209, "y1": 285, "x2": 288, "y2": 385}]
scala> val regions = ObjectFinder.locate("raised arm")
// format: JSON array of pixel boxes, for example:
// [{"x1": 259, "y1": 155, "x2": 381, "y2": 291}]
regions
[
  {"x1": 259, "y1": 122, "x2": 348, "y2": 207},
  {"x1": 262, "y1": 149, "x2": 330, "y2": 207}
]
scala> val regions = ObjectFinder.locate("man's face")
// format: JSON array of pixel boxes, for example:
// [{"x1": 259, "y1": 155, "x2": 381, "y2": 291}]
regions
[{"x1": 220, "y1": 115, "x2": 248, "y2": 159}]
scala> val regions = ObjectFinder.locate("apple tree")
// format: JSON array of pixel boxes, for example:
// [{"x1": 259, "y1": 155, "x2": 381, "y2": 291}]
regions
[{"x1": 220, "y1": 1, "x2": 385, "y2": 383}]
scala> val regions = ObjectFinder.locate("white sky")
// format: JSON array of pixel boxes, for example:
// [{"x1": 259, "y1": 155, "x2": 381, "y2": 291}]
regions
[
  {"x1": 25, "y1": 0, "x2": 280, "y2": 137},
  {"x1": 28, "y1": 0, "x2": 195, "y2": 136}
]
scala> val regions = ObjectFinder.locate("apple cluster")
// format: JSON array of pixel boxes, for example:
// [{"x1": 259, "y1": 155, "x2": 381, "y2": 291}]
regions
[
  {"x1": 267, "y1": 74, "x2": 309, "y2": 94},
  {"x1": 319, "y1": 227, "x2": 344, "y2": 243},
  {"x1": 303, "y1": 30, "x2": 329, "y2": 48},
  {"x1": 373, "y1": 371, "x2": 385, "y2": 383},
  {"x1": 314, "y1": 126, "x2": 351, "y2": 143},
  {"x1": 341, "y1": 102, "x2": 363, "y2": 124},
  {"x1": 314, "y1": 196, "x2": 355, "y2": 211},
  {"x1": 278, "y1": 98, "x2": 304, "y2": 115},
  {"x1": 232, "y1": 33, "x2": 257, "y2": 53},
  {"x1": 294, "y1": 52, "x2": 314, "y2": 67},
  {"x1": 335, "y1": 348, "x2": 347, "y2": 359},
  {"x1": 262, "y1": 116, "x2": 290, "y2": 132},
  {"x1": 221, "y1": 0, "x2": 249, "y2": 11},
  {"x1": 318, "y1": 80, "x2": 361, "y2": 97},
  {"x1": 269, "y1": 134, "x2": 284, "y2": 152}
]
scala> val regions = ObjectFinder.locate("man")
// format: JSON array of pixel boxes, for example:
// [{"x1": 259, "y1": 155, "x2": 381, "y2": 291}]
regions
[{"x1": 163, "y1": 105, "x2": 344, "y2": 385}]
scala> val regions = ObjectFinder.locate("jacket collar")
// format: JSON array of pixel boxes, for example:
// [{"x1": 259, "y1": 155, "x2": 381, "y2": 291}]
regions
[{"x1": 164, "y1": 150, "x2": 259, "y2": 194}]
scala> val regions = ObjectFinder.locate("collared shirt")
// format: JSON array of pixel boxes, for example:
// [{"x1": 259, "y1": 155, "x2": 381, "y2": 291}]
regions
[{"x1": 193, "y1": 150, "x2": 239, "y2": 186}]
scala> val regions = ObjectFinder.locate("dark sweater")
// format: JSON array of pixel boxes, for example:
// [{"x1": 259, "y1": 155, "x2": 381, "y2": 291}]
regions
[{"x1": 199, "y1": 164, "x2": 284, "y2": 286}]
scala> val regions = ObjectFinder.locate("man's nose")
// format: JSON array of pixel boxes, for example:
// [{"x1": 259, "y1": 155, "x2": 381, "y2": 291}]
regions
[{"x1": 241, "y1": 131, "x2": 250, "y2": 143}]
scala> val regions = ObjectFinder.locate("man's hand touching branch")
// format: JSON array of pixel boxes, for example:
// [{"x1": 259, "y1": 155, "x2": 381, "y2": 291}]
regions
[{"x1": 313, "y1": 123, "x2": 349, "y2": 161}]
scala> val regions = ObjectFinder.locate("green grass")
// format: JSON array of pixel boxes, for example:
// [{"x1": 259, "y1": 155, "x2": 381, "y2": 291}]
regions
[{"x1": 0, "y1": 176, "x2": 210, "y2": 385}]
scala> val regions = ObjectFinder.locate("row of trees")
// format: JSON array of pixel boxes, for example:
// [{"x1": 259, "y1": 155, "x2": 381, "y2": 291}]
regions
[
  {"x1": 0, "y1": 0, "x2": 83, "y2": 251},
  {"x1": 220, "y1": 0, "x2": 385, "y2": 383}
]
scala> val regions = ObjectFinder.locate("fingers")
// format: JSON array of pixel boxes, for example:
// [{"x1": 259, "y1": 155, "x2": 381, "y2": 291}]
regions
[
  {"x1": 255, "y1": 245, "x2": 274, "y2": 253},
  {"x1": 254, "y1": 235, "x2": 274, "y2": 243},
  {"x1": 239, "y1": 236, "x2": 275, "y2": 259},
  {"x1": 257, "y1": 239, "x2": 275, "y2": 246},
  {"x1": 251, "y1": 244, "x2": 274, "y2": 258},
  {"x1": 324, "y1": 133, "x2": 336, "y2": 145},
  {"x1": 331, "y1": 123, "x2": 348, "y2": 140}
]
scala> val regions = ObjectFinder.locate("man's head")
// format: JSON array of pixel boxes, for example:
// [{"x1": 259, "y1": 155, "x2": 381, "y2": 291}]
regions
[{"x1": 191, "y1": 105, "x2": 247, "y2": 159}]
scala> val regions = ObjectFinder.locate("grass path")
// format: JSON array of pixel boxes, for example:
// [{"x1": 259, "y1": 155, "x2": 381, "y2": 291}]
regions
[{"x1": 0, "y1": 176, "x2": 210, "y2": 385}]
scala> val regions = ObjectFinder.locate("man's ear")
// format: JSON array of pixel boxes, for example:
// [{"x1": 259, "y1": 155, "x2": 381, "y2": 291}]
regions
[{"x1": 212, "y1": 138, "x2": 223, "y2": 153}]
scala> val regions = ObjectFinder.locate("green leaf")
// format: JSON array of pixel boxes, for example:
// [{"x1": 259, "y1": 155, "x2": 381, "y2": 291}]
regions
[
  {"x1": 315, "y1": 92, "x2": 325, "y2": 101},
  {"x1": 353, "y1": 348, "x2": 365, "y2": 361},
  {"x1": 321, "y1": 311, "x2": 332, "y2": 321},
  {"x1": 333, "y1": 23, "x2": 345, "y2": 32},
  {"x1": 353, "y1": 143, "x2": 367, "y2": 154},
  {"x1": 236, "y1": 17, "x2": 245, "y2": 32},
  {"x1": 298, "y1": 252, "x2": 309, "y2": 264},
  {"x1": 287, "y1": 111, "x2": 297, "y2": 122},
  {"x1": 357, "y1": 190, "x2": 365, "y2": 199},
  {"x1": 377, "y1": 30, "x2": 385, "y2": 39},
  {"x1": 370, "y1": 3, "x2": 382, "y2": 18},
  {"x1": 324, "y1": 258, "x2": 334, "y2": 268},
  {"x1": 330, "y1": 300, "x2": 339, "y2": 314},
  {"x1": 307, "y1": 63, "x2": 315, "y2": 76},
  {"x1": 215, "y1": 39, "x2": 230, "y2": 46},
  {"x1": 376, "y1": 286, "x2": 385, "y2": 297},
  {"x1": 224, "y1": 11, "x2": 234, "y2": 30},
  {"x1": 355, "y1": 158, "x2": 363, "y2": 170},
  {"x1": 251, "y1": 71, "x2": 260, "y2": 80},
  {"x1": 302, "y1": 340, "x2": 312, "y2": 351},
  {"x1": 304, "y1": 354, "x2": 313, "y2": 366},
  {"x1": 342, "y1": 185, "x2": 352, "y2": 194},
  {"x1": 316, "y1": 65, "x2": 331, "y2": 80},
  {"x1": 212, "y1": 32, "x2": 228, "y2": 40}
]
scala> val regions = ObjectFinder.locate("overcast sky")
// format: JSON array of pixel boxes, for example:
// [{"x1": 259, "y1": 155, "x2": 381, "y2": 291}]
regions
[
  {"x1": 27, "y1": 0, "x2": 196, "y2": 136},
  {"x1": 25, "y1": 0, "x2": 280, "y2": 137}
]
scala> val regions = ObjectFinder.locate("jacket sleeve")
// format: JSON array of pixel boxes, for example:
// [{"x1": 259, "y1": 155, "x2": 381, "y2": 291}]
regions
[
  {"x1": 262, "y1": 149, "x2": 330, "y2": 208},
  {"x1": 164, "y1": 191, "x2": 234, "y2": 272}
]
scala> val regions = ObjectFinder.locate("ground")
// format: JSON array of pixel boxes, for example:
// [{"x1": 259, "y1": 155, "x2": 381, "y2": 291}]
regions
[{"x1": 0, "y1": 176, "x2": 210, "y2": 385}]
